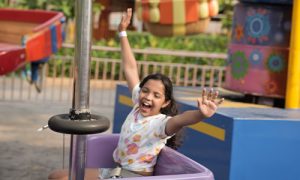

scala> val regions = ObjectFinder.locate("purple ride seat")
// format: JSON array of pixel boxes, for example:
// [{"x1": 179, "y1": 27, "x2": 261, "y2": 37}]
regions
[{"x1": 86, "y1": 134, "x2": 214, "y2": 180}]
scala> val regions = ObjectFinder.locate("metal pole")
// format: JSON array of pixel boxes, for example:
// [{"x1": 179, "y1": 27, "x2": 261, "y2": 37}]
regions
[
  {"x1": 69, "y1": 135, "x2": 87, "y2": 180},
  {"x1": 69, "y1": 0, "x2": 93, "y2": 179}
]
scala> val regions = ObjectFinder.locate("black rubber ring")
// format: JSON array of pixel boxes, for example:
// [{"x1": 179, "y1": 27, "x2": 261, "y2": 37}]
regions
[{"x1": 48, "y1": 114, "x2": 110, "y2": 135}]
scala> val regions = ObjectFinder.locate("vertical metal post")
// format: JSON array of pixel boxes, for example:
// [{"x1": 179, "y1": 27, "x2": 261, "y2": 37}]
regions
[
  {"x1": 285, "y1": 1, "x2": 300, "y2": 109},
  {"x1": 69, "y1": 0, "x2": 93, "y2": 179}
]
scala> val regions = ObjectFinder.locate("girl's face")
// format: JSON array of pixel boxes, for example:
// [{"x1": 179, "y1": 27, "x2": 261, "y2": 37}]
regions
[{"x1": 139, "y1": 79, "x2": 170, "y2": 117}]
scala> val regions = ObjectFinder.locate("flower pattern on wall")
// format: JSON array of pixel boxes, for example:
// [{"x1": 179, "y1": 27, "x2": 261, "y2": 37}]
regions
[
  {"x1": 264, "y1": 80, "x2": 278, "y2": 94},
  {"x1": 246, "y1": 8, "x2": 270, "y2": 44},
  {"x1": 230, "y1": 51, "x2": 249, "y2": 79},
  {"x1": 249, "y1": 49, "x2": 263, "y2": 67},
  {"x1": 235, "y1": 24, "x2": 244, "y2": 41},
  {"x1": 266, "y1": 54, "x2": 285, "y2": 72}
]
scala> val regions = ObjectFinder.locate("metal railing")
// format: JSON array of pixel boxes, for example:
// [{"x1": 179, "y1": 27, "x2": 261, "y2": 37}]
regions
[{"x1": 0, "y1": 44, "x2": 227, "y2": 106}]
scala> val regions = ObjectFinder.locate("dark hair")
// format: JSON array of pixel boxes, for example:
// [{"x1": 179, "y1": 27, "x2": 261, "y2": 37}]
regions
[
  {"x1": 139, "y1": 73, "x2": 184, "y2": 149},
  {"x1": 140, "y1": 73, "x2": 177, "y2": 116}
]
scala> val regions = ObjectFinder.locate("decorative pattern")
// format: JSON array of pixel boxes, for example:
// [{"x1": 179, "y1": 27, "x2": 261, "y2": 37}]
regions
[
  {"x1": 264, "y1": 80, "x2": 278, "y2": 94},
  {"x1": 231, "y1": 3, "x2": 292, "y2": 47},
  {"x1": 266, "y1": 54, "x2": 285, "y2": 72},
  {"x1": 245, "y1": 8, "x2": 270, "y2": 44},
  {"x1": 234, "y1": 24, "x2": 244, "y2": 41},
  {"x1": 249, "y1": 49, "x2": 263, "y2": 67},
  {"x1": 225, "y1": 44, "x2": 289, "y2": 97},
  {"x1": 230, "y1": 51, "x2": 249, "y2": 79}
]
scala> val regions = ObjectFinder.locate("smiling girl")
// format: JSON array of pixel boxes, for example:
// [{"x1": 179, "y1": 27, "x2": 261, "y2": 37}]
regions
[
  {"x1": 49, "y1": 8, "x2": 223, "y2": 180},
  {"x1": 110, "y1": 8, "x2": 224, "y2": 178}
]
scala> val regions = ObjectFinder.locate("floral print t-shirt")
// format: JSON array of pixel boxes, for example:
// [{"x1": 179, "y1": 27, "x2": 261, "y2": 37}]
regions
[{"x1": 113, "y1": 84, "x2": 172, "y2": 173}]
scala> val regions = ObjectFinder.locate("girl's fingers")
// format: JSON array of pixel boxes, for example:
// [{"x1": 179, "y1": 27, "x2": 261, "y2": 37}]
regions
[
  {"x1": 207, "y1": 88, "x2": 213, "y2": 100},
  {"x1": 197, "y1": 98, "x2": 201, "y2": 107},
  {"x1": 202, "y1": 88, "x2": 206, "y2": 99},
  {"x1": 217, "y1": 98, "x2": 225, "y2": 105},
  {"x1": 119, "y1": 8, "x2": 132, "y2": 31},
  {"x1": 127, "y1": 8, "x2": 132, "y2": 21},
  {"x1": 120, "y1": 13, "x2": 126, "y2": 25},
  {"x1": 201, "y1": 88, "x2": 223, "y2": 106},
  {"x1": 202, "y1": 88, "x2": 208, "y2": 105},
  {"x1": 123, "y1": 8, "x2": 132, "y2": 25},
  {"x1": 212, "y1": 90, "x2": 219, "y2": 102}
]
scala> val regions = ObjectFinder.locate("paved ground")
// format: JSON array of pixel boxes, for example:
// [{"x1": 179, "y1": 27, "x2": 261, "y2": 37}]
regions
[{"x1": 0, "y1": 101, "x2": 114, "y2": 180}]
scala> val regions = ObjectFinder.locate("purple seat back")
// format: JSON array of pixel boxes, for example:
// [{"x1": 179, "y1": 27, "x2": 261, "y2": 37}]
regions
[
  {"x1": 86, "y1": 133, "x2": 119, "y2": 168},
  {"x1": 86, "y1": 134, "x2": 214, "y2": 180},
  {"x1": 154, "y1": 146, "x2": 212, "y2": 176}
]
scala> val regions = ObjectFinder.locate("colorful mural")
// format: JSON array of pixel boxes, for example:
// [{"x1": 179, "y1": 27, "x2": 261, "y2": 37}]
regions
[{"x1": 224, "y1": 2, "x2": 292, "y2": 98}]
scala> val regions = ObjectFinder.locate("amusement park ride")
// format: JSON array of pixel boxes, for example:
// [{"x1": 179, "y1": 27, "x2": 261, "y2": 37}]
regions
[
  {"x1": 106, "y1": 0, "x2": 300, "y2": 180},
  {"x1": 0, "y1": 8, "x2": 65, "y2": 92},
  {"x1": 1, "y1": 0, "x2": 300, "y2": 180},
  {"x1": 48, "y1": 0, "x2": 219, "y2": 179}
]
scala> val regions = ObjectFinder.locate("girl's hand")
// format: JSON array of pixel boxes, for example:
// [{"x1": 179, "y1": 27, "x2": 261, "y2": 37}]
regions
[
  {"x1": 118, "y1": 8, "x2": 132, "y2": 32},
  {"x1": 197, "y1": 88, "x2": 224, "y2": 118}
]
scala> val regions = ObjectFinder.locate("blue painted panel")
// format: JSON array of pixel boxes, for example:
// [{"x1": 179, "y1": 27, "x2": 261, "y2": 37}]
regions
[
  {"x1": 177, "y1": 101, "x2": 233, "y2": 180},
  {"x1": 50, "y1": 25, "x2": 58, "y2": 53},
  {"x1": 113, "y1": 84, "x2": 131, "y2": 133},
  {"x1": 218, "y1": 107, "x2": 300, "y2": 120},
  {"x1": 230, "y1": 120, "x2": 300, "y2": 180},
  {"x1": 179, "y1": 129, "x2": 230, "y2": 180}
]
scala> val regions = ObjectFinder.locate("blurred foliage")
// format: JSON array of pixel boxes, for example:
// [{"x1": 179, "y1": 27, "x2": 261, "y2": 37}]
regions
[
  {"x1": 0, "y1": 0, "x2": 103, "y2": 20},
  {"x1": 54, "y1": 31, "x2": 228, "y2": 68},
  {"x1": 0, "y1": 0, "x2": 7, "y2": 7},
  {"x1": 125, "y1": 32, "x2": 228, "y2": 66},
  {"x1": 218, "y1": 0, "x2": 235, "y2": 36},
  {"x1": 48, "y1": 31, "x2": 228, "y2": 77},
  {"x1": 0, "y1": 0, "x2": 74, "y2": 19}
]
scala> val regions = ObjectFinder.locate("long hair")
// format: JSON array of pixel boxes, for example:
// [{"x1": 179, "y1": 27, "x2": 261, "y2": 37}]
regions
[{"x1": 139, "y1": 73, "x2": 184, "y2": 149}]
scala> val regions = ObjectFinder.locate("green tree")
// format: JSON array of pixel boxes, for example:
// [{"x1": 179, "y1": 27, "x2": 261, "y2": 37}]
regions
[{"x1": 219, "y1": 0, "x2": 235, "y2": 36}]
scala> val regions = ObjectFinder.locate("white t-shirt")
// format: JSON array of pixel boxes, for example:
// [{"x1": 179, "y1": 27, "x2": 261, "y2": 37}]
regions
[{"x1": 113, "y1": 84, "x2": 172, "y2": 173}]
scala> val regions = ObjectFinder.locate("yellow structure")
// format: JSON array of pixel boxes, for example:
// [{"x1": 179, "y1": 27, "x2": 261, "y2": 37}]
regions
[{"x1": 285, "y1": 0, "x2": 300, "y2": 109}]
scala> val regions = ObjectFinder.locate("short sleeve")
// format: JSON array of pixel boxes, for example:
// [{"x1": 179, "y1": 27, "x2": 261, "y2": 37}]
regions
[
  {"x1": 151, "y1": 115, "x2": 172, "y2": 139},
  {"x1": 131, "y1": 83, "x2": 140, "y2": 104}
]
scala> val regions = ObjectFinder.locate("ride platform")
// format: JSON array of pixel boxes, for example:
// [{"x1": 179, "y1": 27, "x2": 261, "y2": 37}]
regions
[{"x1": 114, "y1": 84, "x2": 300, "y2": 180}]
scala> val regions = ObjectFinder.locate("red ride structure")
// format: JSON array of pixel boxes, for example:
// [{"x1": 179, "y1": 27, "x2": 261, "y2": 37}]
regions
[{"x1": 0, "y1": 8, "x2": 65, "y2": 75}]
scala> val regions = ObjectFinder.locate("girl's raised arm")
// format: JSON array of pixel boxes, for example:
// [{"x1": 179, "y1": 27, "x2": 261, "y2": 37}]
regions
[
  {"x1": 119, "y1": 8, "x2": 139, "y2": 92},
  {"x1": 165, "y1": 89, "x2": 224, "y2": 135}
]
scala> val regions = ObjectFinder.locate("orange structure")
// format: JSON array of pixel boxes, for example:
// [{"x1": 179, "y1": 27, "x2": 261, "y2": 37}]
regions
[{"x1": 135, "y1": 0, "x2": 219, "y2": 36}]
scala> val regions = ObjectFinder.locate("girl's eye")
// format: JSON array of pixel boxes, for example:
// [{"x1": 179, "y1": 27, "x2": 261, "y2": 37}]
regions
[
  {"x1": 154, "y1": 93, "x2": 161, "y2": 98},
  {"x1": 141, "y1": 88, "x2": 148, "y2": 93}
]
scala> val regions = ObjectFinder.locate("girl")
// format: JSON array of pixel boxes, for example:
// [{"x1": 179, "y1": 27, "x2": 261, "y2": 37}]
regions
[
  {"x1": 49, "y1": 8, "x2": 223, "y2": 180},
  {"x1": 110, "y1": 8, "x2": 224, "y2": 178}
]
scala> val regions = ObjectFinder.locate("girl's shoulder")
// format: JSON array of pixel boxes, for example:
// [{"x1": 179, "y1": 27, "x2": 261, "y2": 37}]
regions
[
  {"x1": 147, "y1": 114, "x2": 171, "y2": 126},
  {"x1": 131, "y1": 84, "x2": 140, "y2": 104}
]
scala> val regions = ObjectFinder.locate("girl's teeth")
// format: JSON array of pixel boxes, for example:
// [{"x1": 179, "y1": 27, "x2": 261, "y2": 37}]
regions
[{"x1": 142, "y1": 102, "x2": 151, "y2": 107}]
